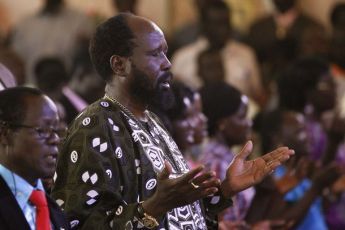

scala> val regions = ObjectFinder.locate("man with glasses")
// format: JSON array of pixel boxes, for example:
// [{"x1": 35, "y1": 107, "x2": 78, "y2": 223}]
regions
[{"x1": 0, "y1": 87, "x2": 69, "y2": 229}]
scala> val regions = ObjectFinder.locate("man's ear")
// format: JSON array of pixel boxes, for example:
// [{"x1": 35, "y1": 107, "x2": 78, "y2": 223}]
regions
[{"x1": 110, "y1": 55, "x2": 130, "y2": 77}]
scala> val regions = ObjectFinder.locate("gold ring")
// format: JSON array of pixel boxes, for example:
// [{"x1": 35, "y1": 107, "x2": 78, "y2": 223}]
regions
[{"x1": 190, "y1": 181, "x2": 199, "y2": 189}]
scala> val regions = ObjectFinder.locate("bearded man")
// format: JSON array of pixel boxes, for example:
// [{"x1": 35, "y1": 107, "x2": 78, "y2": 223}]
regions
[{"x1": 51, "y1": 13, "x2": 294, "y2": 229}]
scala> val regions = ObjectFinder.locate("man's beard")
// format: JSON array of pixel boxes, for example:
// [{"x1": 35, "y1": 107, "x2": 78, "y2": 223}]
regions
[{"x1": 128, "y1": 65, "x2": 174, "y2": 110}]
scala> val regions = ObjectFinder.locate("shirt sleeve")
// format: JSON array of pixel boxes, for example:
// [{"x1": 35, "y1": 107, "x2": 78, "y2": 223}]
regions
[{"x1": 202, "y1": 190, "x2": 233, "y2": 228}]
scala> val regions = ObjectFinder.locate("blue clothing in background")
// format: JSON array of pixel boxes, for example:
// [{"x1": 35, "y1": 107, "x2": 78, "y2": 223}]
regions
[{"x1": 285, "y1": 179, "x2": 327, "y2": 230}]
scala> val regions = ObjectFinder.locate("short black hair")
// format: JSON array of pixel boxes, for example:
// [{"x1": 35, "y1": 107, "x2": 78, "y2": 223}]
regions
[
  {"x1": 89, "y1": 13, "x2": 136, "y2": 81},
  {"x1": 200, "y1": 0, "x2": 230, "y2": 24},
  {"x1": 0, "y1": 87, "x2": 44, "y2": 128},
  {"x1": 34, "y1": 57, "x2": 69, "y2": 92},
  {"x1": 200, "y1": 82, "x2": 242, "y2": 136},
  {"x1": 277, "y1": 56, "x2": 329, "y2": 111}
]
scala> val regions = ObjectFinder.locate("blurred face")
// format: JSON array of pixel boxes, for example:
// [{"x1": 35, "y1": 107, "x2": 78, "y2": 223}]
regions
[
  {"x1": 280, "y1": 111, "x2": 309, "y2": 156},
  {"x1": 202, "y1": 8, "x2": 231, "y2": 49},
  {"x1": 9, "y1": 95, "x2": 60, "y2": 185},
  {"x1": 198, "y1": 52, "x2": 225, "y2": 83},
  {"x1": 172, "y1": 96, "x2": 195, "y2": 150},
  {"x1": 127, "y1": 17, "x2": 173, "y2": 108},
  {"x1": 309, "y1": 73, "x2": 336, "y2": 112},
  {"x1": 220, "y1": 96, "x2": 252, "y2": 146},
  {"x1": 172, "y1": 93, "x2": 207, "y2": 150}
]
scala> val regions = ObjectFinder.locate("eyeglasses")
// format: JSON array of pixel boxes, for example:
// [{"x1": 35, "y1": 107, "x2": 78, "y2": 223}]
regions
[{"x1": 9, "y1": 123, "x2": 67, "y2": 139}]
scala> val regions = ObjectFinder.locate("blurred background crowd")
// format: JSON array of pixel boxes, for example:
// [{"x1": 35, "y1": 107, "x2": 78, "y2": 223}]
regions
[{"x1": 1, "y1": 0, "x2": 345, "y2": 229}]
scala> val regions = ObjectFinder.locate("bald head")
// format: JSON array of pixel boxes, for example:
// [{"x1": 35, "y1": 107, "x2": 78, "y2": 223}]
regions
[
  {"x1": 126, "y1": 14, "x2": 162, "y2": 36},
  {"x1": 0, "y1": 63, "x2": 16, "y2": 90}
]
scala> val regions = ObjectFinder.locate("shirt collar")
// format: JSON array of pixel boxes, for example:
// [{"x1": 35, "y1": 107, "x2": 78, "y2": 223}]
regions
[{"x1": 0, "y1": 164, "x2": 45, "y2": 209}]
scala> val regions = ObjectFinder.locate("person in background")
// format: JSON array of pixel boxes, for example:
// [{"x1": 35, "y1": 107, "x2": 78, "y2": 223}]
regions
[
  {"x1": 277, "y1": 57, "x2": 336, "y2": 162},
  {"x1": 168, "y1": 0, "x2": 209, "y2": 57},
  {"x1": 51, "y1": 13, "x2": 294, "y2": 229},
  {"x1": 325, "y1": 4, "x2": 345, "y2": 229},
  {"x1": 247, "y1": 0, "x2": 328, "y2": 100},
  {"x1": 200, "y1": 82, "x2": 266, "y2": 229},
  {"x1": 66, "y1": 38, "x2": 105, "y2": 106},
  {"x1": 10, "y1": 0, "x2": 94, "y2": 85},
  {"x1": 156, "y1": 81, "x2": 208, "y2": 168},
  {"x1": 254, "y1": 109, "x2": 343, "y2": 230},
  {"x1": 0, "y1": 87, "x2": 69, "y2": 229},
  {"x1": 34, "y1": 57, "x2": 70, "y2": 127},
  {"x1": 197, "y1": 48, "x2": 225, "y2": 85},
  {"x1": 330, "y1": 2, "x2": 345, "y2": 31},
  {"x1": 112, "y1": 0, "x2": 138, "y2": 14},
  {"x1": 172, "y1": 0, "x2": 266, "y2": 108}
]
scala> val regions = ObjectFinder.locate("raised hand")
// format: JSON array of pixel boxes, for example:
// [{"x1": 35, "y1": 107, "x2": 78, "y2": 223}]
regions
[
  {"x1": 332, "y1": 175, "x2": 345, "y2": 194},
  {"x1": 221, "y1": 141, "x2": 294, "y2": 198},
  {"x1": 312, "y1": 163, "x2": 343, "y2": 192},
  {"x1": 142, "y1": 161, "x2": 220, "y2": 218}
]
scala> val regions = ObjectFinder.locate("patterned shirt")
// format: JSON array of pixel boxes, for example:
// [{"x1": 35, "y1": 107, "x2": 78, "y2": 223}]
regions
[
  {"x1": 52, "y1": 97, "x2": 232, "y2": 229},
  {"x1": 199, "y1": 138, "x2": 255, "y2": 222}
]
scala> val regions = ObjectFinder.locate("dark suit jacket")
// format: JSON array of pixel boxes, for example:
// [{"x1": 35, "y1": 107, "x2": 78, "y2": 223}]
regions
[{"x1": 0, "y1": 175, "x2": 69, "y2": 230}]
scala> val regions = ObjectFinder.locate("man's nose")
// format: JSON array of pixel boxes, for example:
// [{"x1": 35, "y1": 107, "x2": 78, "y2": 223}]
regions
[
  {"x1": 161, "y1": 54, "x2": 171, "y2": 71},
  {"x1": 47, "y1": 132, "x2": 61, "y2": 145}
]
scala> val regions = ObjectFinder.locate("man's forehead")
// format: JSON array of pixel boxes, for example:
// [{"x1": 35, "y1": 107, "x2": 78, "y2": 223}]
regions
[{"x1": 25, "y1": 95, "x2": 58, "y2": 115}]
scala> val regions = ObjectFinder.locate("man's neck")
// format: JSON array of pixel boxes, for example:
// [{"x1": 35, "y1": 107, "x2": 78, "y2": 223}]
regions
[
  {"x1": 105, "y1": 83, "x2": 147, "y2": 120},
  {"x1": 0, "y1": 162, "x2": 38, "y2": 187}
]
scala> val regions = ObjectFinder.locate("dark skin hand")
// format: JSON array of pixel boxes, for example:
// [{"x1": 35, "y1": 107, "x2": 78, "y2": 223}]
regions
[
  {"x1": 143, "y1": 161, "x2": 220, "y2": 218},
  {"x1": 221, "y1": 141, "x2": 295, "y2": 198},
  {"x1": 143, "y1": 141, "x2": 294, "y2": 218},
  {"x1": 312, "y1": 163, "x2": 343, "y2": 192}
]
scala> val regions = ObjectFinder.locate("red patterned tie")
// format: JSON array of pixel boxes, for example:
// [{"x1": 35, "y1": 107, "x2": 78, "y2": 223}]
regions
[{"x1": 29, "y1": 190, "x2": 51, "y2": 230}]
